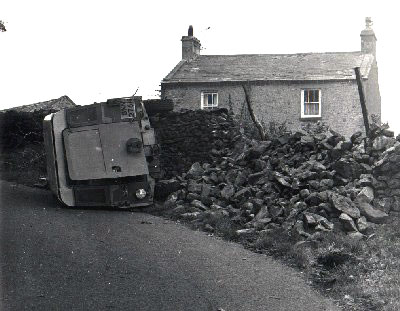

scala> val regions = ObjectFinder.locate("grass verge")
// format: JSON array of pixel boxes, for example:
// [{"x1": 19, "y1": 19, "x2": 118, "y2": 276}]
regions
[{"x1": 151, "y1": 203, "x2": 400, "y2": 311}]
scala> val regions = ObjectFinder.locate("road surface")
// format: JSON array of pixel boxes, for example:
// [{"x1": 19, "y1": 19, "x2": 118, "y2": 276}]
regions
[{"x1": 0, "y1": 181, "x2": 339, "y2": 311}]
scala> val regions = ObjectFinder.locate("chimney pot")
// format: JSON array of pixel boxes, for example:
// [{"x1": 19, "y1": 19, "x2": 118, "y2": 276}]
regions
[
  {"x1": 365, "y1": 17, "x2": 373, "y2": 29},
  {"x1": 188, "y1": 25, "x2": 193, "y2": 36}
]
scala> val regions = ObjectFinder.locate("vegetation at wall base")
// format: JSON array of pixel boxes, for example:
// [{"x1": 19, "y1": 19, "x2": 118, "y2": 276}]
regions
[
  {"x1": 150, "y1": 200, "x2": 400, "y2": 311},
  {"x1": 0, "y1": 110, "x2": 50, "y2": 187}
]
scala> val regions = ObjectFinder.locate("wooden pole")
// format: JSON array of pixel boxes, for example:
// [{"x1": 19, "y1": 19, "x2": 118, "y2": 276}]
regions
[
  {"x1": 242, "y1": 83, "x2": 266, "y2": 140},
  {"x1": 354, "y1": 67, "x2": 370, "y2": 136}
]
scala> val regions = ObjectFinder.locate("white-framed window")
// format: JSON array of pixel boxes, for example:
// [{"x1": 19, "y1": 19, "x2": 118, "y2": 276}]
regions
[
  {"x1": 201, "y1": 91, "x2": 218, "y2": 110},
  {"x1": 301, "y1": 89, "x2": 321, "y2": 118}
]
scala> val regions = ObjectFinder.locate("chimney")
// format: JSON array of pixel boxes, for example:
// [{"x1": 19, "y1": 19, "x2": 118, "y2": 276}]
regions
[
  {"x1": 360, "y1": 17, "x2": 377, "y2": 57},
  {"x1": 181, "y1": 25, "x2": 201, "y2": 60}
]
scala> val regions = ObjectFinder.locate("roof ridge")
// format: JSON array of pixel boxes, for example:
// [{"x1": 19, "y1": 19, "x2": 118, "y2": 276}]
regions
[{"x1": 0, "y1": 95, "x2": 75, "y2": 112}]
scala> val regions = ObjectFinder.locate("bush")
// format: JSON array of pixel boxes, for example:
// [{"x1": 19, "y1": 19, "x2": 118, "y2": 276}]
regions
[
  {"x1": 0, "y1": 110, "x2": 51, "y2": 186},
  {"x1": 0, "y1": 110, "x2": 52, "y2": 151}
]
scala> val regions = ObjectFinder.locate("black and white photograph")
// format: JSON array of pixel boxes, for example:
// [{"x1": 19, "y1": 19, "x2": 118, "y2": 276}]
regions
[{"x1": 1, "y1": 1, "x2": 399, "y2": 310}]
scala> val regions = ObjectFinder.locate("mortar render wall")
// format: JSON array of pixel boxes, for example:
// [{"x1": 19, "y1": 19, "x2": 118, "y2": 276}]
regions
[
  {"x1": 364, "y1": 61, "x2": 381, "y2": 123},
  {"x1": 162, "y1": 80, "x2": 365, "y2": 138}
]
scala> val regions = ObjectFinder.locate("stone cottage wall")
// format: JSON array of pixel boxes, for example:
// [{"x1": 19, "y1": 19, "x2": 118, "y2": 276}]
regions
[{"x1": 162, "y1": 80, "x2": 365, "y2": 138}]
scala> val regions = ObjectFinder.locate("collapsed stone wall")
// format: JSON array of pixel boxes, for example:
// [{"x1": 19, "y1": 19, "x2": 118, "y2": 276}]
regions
[
  {"x1": 150, "y1": 109, "x2": 241, "y2": 178},
  {"x1": 158, "y1": 120, "x2": 400, "y2": 239}
]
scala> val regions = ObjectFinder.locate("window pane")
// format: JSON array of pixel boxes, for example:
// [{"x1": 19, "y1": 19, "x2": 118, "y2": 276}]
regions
[
  {"x1": 304, "y1": 102, "x2": 320, "y2": 115},
  {"x1": 304, "y1": 90, "x2": 321, "y2": 103},
  {"x1": 203, "y1": 94, "x2": 208, "y2": 105},
  {"x1": 312, "y1": 103, "x2": 317, "y2": 115},
  {"x1": 213, "y1": 94, "x2": 217, "y2": 106},
  {"x1": 208, "y1": 94, "x2": 213, "y2": 105}
]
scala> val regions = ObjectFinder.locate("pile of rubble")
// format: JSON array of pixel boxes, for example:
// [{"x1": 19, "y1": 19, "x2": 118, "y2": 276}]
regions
[
  {"x1": 160, "y1": 123, "x2": 399, "y2": 240},
  {"x1": 151, "y1": 109, "x2": 240, "y2": 178}
]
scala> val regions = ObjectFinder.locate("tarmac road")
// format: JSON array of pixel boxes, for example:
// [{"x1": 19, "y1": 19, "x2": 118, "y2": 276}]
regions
[{"x1": 0, "y1": 181, "x2": 340, "y2": 311}]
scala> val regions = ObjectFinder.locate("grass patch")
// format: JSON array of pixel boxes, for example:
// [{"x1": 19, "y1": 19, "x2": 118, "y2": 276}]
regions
[
  {"x1": 158, "y1": 208, "x2": 400, "y2": 311},
  {"x1": 356, "y1": 218, "x2": 400, "y2": 311},
  {"x1": 250, "y1": 229, "x2": 384, "y2": 310},
  {"x1": 213, "y1": 216, "x2": 239, "y2": 240},
  {"x1": 0, "y1": 144, "x2": 47, "y2": 187}
]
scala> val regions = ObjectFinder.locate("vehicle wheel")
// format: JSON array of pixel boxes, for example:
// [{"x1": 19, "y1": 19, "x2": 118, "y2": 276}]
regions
[{"x1": 143, "y1": 99, "x2": 174, "y2": 115}]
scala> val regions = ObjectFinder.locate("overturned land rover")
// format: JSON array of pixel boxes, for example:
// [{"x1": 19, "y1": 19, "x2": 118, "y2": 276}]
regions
[{"x1": 43, "y1": 96, "x2": 169, "y2": 208}]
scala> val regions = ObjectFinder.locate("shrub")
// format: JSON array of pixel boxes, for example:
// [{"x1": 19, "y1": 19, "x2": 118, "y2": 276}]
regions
[{"x1": 0, "y1": 110, "x2": 52, "y2": 151}]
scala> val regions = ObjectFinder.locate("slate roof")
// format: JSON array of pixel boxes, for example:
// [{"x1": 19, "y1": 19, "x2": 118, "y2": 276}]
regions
[
  {"x1": 2, "y1": 95, "x2": 76, "y2": 113},
  {"x1": 163, "y1": 52, "x2": 374, "y2": 84}
]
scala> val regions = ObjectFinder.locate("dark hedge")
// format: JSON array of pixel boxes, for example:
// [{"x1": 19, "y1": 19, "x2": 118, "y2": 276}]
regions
[{"x1": 0, "y1": 110, "x2": 54, "y2": 151}]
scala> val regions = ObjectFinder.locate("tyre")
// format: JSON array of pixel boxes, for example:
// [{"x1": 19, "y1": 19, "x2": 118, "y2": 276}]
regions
[{"x1": 143, "y1": 99, "x2": 174, "y2": 115}]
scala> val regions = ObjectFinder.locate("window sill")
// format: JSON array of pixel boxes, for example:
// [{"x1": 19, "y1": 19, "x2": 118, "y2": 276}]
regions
[{"x1": 300, "y1": 116, "x2": 322, "y2": 121}]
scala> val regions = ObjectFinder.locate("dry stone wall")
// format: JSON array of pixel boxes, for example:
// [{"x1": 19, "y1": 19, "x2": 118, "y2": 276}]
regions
[
  {"x1": 372, "y1": 134, "x2": 400, "y2": 214},
  {"x1": 150, "y1": 109, "x2": 241, "y2": 179}
]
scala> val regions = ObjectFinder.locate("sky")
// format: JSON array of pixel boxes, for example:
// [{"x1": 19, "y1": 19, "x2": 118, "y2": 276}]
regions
[{"x1": 1, "y1": 0, "x2": 399, "y2": 132}]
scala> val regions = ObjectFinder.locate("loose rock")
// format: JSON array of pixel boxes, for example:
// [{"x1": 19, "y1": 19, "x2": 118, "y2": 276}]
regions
[
  {"x1": 357, "y1": 202, "x2": 389, "y2": 224},
  {"x1": 330, "y1": 194, "x2": 361, "y2": 219},
  {"x1": 339, "y1": 213, "x2": 358, "y2": 232}
]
